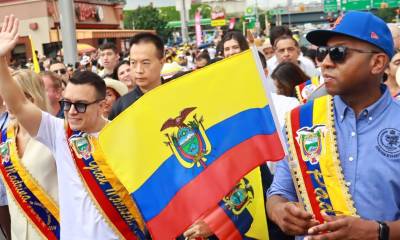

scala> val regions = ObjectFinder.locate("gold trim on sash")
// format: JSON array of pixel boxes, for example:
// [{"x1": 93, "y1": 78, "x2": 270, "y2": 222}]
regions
[
  {"x1": 0, "y1": 125, "x2": 59, "y2": 239},
  {"x1": 285, "y1": 95, "x2": 357, "y2": 219},
  {"x1": 66, "y1": 126, "x2": 145, "y2": 240}
]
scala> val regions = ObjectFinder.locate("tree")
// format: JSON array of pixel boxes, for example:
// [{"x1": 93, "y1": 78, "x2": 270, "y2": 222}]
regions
[
  {"x1": 375, "y1": 7, "x2": 397, "y2": 23},
  {"x1": 159, "y1": 6, "x2": 180, "y2": 22},
  {"x1": 123, "y1": 5, "x2": 171, "y2": 42}
]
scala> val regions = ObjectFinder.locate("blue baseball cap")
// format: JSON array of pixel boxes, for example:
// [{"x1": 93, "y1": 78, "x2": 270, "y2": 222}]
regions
[{"x1": 306, "y1": 11, "x2": 394, "y2": 59}]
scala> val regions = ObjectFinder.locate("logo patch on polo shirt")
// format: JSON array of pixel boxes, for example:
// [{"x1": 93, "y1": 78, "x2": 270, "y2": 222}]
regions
[{"x1": 376, "y1": 128, "x2": 400, "y2": 159}]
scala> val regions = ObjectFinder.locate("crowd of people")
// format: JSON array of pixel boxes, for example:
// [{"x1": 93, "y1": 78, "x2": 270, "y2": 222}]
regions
[{"x1": 0, "y1": 10, "x2": 399, "y2": 240}]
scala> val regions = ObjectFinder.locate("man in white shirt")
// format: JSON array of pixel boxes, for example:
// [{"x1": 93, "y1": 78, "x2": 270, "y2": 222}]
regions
[{"x1": 0, "y1": 15, "x2": 137, "y2": 239}]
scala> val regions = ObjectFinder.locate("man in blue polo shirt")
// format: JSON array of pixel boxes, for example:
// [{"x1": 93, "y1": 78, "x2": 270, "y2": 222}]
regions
[{"x1": 266, "y1": 11, "x2": 400, "y2": 240}]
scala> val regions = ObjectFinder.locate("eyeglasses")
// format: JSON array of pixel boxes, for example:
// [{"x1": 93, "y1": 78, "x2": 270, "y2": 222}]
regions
[
  {"x1": 316, "y1": 46, "x2": 380, "y2": 63},
  {"x1": 59, "y1": 99, "x2": 103, "y2": 113},
  {"x1": 53, "y1": 68, "x2": 67, "y2": 75}
]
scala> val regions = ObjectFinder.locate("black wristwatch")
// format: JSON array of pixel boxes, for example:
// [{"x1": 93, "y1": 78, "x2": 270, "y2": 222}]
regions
[{"x1": 377, "y1": 221, "x2": 389, "y2": 240}]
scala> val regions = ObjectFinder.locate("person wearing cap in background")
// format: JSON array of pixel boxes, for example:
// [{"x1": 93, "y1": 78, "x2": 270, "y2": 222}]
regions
[
  {"x1": 266, "y1": 11, "x2": 400, "y2": 240},
  {"x1": 103, "y1": 77, "x2": 128, "y2": 118},
  {"x1": 260, "y1": 39, "x2": 274, "y2": 60}
]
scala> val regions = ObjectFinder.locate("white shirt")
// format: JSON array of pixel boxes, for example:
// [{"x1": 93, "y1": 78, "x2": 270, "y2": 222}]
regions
[
  {"x1": 268, "y1": 93, "x2": 300, "y2": 174},
  {"x1": 270, "y1": 93, "x2": 300, "y2": 127},
  {"x1": 35, "y1": 112, "x2": 119, "y2": 240}
]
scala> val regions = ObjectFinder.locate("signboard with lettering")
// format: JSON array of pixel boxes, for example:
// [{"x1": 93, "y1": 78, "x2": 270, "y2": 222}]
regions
[
  {"x1": 269, "y1": 9, "x2": 287, "y2": 15},
  {"x1": 211, "y1": 6, "x2": 226, "y2": 27},
  {"x1": 340, "y1": 0, "x2": 371, "y2": 11},
  {"x1": 324, "y1": 0, "x2": 338, "y2": 12},
  {"x1": 75, "y1": 3, "x2": 104, "y2": 22}
]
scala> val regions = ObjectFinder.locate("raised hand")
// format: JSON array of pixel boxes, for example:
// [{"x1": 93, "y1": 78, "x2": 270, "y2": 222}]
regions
[{"x1": 0, "y1": 15, "x2": 19, "y2": 58}]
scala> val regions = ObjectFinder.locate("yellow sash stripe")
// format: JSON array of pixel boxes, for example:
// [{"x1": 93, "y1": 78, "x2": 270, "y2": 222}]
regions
[
  {"x1": 312, "y1": 96, "x2": 357, "y2": 216},
  {"x1": 311, "y1": 76, "x2": 319, "y2": 86},
  {"x1": 90, "y1": 137, "x2": 146, "y2": 232},
  {"x1": 7, "y1": 126, "x2": 60, "y2": 221}
]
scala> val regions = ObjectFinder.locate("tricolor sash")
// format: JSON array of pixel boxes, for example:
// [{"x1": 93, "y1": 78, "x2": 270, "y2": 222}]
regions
[
  {"x1": 295, "y1": 76, "x2": 320, "y2": 104},
  {"x1": 66, "y1": 126, "x2": 146, "y2": 240},
  {"x1": 285, "y1": 95, "x2": 357, "y2": 223},
  {"x1": 203, "y1": 167, "x2": 269, "y2": 239},
  {"x1": 0, "y1": 126, "x2": 60, "y2": 239}
]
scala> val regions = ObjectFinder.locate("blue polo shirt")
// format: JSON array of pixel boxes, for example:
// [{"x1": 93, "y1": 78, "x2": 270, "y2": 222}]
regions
[{"x1": 268, "y1": 85, "x2": 400, "y2": 221}]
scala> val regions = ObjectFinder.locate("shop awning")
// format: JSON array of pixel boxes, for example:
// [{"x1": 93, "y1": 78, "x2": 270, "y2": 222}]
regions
[{"x1": 50, "y1": 29, "x2": 155, "y2": 42}]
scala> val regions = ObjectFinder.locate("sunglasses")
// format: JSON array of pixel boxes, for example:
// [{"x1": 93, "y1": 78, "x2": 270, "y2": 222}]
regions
[
  {"x1": 53, "y1": 68, "x2": 67, "y2": 75},
  {"x1": 316, "y1": 46, "x2": 380, "y2": 63},
  {"x1": 59, "y1": 99, "x2": 103, "y2": 113}
]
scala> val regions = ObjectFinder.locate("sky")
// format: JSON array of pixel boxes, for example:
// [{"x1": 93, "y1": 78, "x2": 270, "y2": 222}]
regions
[{"x1": 123, "y1": 0, "x2": 316, "y2": 10}]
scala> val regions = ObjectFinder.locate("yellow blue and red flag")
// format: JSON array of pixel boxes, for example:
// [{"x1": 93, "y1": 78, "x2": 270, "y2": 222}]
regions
[
  {"x1": 99, "y1": 49, "x2": 284, "y2": 239},
  {"x1": 29, "y1": 35, "x2": 40, "y2": 73}
]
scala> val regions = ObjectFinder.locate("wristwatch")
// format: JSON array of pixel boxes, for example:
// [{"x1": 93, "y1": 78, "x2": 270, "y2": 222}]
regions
[{"x1": 377, "y1": 221, "x2": 389, "y2": 240}]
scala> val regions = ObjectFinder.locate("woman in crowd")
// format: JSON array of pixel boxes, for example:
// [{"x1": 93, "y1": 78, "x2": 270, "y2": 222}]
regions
[
  {"x1": 221, "y1": 31, "x2": 249, "y2": 58},
  {"x1": 112, "y1": 60, "x2": 135, "y2": 92},
  {"x1": 0, "y1": 70, "x2": 59, "y2": 240},
  {"x1": 271, "y1": 61, "x2": 310, "y2": 97},
  {"x1": 103, "y1": 77, "x2": 128, "y2": 118}
]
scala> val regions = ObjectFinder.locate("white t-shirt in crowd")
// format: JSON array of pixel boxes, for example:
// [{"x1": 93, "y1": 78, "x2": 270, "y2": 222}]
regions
[
  {"x1": 35, "y1": 112, "x2": 119, "y2": 240},
  {"x1": 268, "y1": 93, "x2": 300, "y2": 174}
]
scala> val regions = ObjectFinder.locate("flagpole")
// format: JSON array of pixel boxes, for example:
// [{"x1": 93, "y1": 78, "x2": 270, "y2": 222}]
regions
[{"x1": 249, "y1": 46, "x2": 289, "y2": 157}]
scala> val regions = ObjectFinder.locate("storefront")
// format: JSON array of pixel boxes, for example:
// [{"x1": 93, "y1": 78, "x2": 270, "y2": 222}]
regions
[{"x1": 0, "y1": 0, "x2": 149, "y2": 63}]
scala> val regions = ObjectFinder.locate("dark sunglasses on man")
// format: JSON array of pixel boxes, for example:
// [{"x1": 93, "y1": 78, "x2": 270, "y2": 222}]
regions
[
  {"x1": 53, "y1": 68, "x2": 67, "y2": 75},
  {"x1": 59, "y1": 99, "x2": 103, "y2": 113},
  {"x1": 316, "y1": 46, "x2": 380, "y2": 63}
]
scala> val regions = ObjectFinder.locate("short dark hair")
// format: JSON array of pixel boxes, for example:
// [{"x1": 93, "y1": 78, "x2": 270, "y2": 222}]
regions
[
  {"x1": 221, "y1": 31, "x2": 249, "y2": 54},
  {"x1": 129, "y1": 32, "x2": 164, "y2": 59},
  {"x1": 69, "y1": 71, "x2": 106, "y2": 99},
  {"x1": 273, "y1": 35, "x2": 299, "y2": 48},
  {"x1": 271, "y1": 62, "x2": 309, "y2": 97},
  {"x1": 112, "y1": 60, "x2": 130, "y2": 80},
  {"x1": 195, "y1": 51, "x2": 211, "y2": 63},
  {"x1": 99, "y1": 42, "x2": 118, "y2": 53},
  {"x1": 258, "y1": 51, "x2": 267, "y2": 69},
  {"x1": 270, "y1": 25, "x2": 293, "y2": 46},
  {"x1": 50, "y1": 59, "x2": 65, "y2": 66}
]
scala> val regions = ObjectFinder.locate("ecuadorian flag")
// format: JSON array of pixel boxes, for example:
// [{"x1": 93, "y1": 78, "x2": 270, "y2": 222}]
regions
[{"x1": 99, "y1": 49, "x2": 284, "y2": 239}]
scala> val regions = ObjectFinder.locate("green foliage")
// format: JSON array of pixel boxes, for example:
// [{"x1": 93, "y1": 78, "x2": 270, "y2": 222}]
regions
[
  {"x1": 123, "y1": 10, "x2": 134, "y2": 29},
  {"x1": 123, "y1": 6, "x2": 172, "y2": 42},
  {"x1": 159, "y1": 6, "x2": 180, "y2": 22},
  {"x1": 375, "y1": 7, "x2": 397, "y2": 23},
  {"x1": 189, "y1": 3, "x2": 211, "y2": 19}
]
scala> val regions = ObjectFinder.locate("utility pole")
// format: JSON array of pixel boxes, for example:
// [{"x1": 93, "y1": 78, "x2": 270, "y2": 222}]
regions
[
  {"x1": 178, "y1": 0, "x2": 189, "y2": 43},
  {"x1": 59, "y1": 0, "x2": 77, "y2": 66},
  {"x1": 255, "y1": 0, "x2": 260, "y2": 36},
  {"x1": 288, "y1": 0, "x2": 292, "y2": 27}
]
